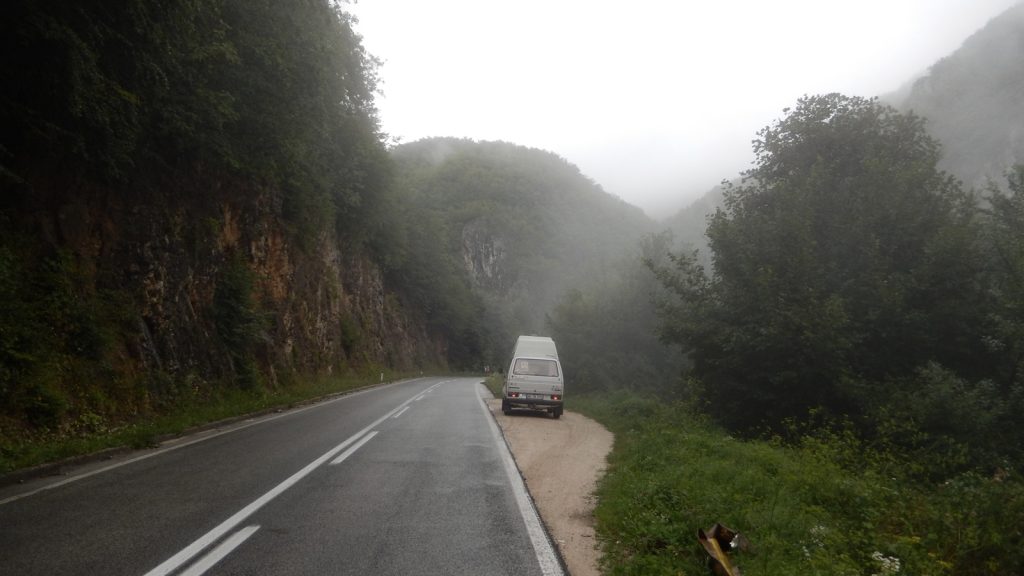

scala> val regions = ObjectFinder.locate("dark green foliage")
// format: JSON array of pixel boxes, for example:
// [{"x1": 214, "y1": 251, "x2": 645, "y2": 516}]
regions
[
  {"x1": 338, "y1": 314, "x2": 362, "y2": 355},
  {"x1": 214, "y1": 0, "x2": 392, "y2": 245},
  {"x1": 983, "y1": 165, "x2": 1024, "y2": 390},
  {"x1": 1, "y1": 0, "x2": 389, "y2": 241},
  {"x1": 0, "y1": 0, "x2": 237, "y2": 181},
  {"x1": 647, "y1": 95, "x2": 1024, "y2": 487},
  {"x1": 0, "y1": 0, "x2": 392, "y2": 437},
  {"x1": 212, "y1": 254, "x2": 266, "y2": 388},
  {"x1": 871, "y1": 363, "x2": 1023, "y2": 479},
  {"x1": 651, "y1": 94, "x2": 993, "y2": 436},
  {"x1": 581, "y1": 393, "x2": 1024, "y2": 576},
  {"x1": 0, "y1": 236, "x2": 133, "y2": 431},
  {"x1": 380, "y1": 194, "x2": 486, "y2": 370}
]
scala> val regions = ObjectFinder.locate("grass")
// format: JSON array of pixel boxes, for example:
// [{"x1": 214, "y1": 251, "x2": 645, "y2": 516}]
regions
[
  {"x1": 483, "y1": 373, "x2": 503, "y2": 398},
  {"x1": 569, "y1": 392, "x2": 1024, "y2": 576},
  {"x1": 0, "y1": 369, "x2": 425, "y2": 475}
]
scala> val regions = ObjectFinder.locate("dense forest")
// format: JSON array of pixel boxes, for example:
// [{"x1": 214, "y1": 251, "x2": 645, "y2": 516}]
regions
[{"x1": 0, "y1": 0, "x2": 432, "y2": 442}]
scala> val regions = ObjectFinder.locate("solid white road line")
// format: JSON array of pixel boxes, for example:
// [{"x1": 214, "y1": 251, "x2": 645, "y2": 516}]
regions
[
  {"x1": 179, "y1": 525, "x2": 260, "y2": 576},
  {"x1": 142, "y1": 383, "x2": 441, "y2": 576},
  {"x1": 329, "y1": 431, "x2": 378, "y2": 465},
  {"x1": 476, "y1": 383, "x2": 564, "y2": 576}
]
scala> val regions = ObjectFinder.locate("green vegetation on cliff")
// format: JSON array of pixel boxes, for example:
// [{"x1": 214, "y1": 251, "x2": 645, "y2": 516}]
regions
[{"x1": 0, "y1": 0, "x2": 427, "y2": 461}]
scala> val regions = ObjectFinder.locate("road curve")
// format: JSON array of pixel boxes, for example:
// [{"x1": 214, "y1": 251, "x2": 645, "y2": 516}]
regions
[{"x1": 0, "y1": 377, "x2": 563, "y2": 575}]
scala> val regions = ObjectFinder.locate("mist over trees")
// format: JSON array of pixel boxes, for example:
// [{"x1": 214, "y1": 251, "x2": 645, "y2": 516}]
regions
[
  {"x1": 385, "y1": 137, "x2": 669, "y2": 373},
  {"x1": 649, "y1": 94, "x2": 1023, "y2": 475},
  {"x1": 896, "y1": 3, "x2": 1024, "y2": 193},
  {"x1": 548, "y1": 232, "x2": 685, "y2": 396}
]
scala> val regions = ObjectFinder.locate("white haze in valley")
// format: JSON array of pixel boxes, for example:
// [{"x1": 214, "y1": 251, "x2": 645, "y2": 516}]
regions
[{"x1": 347, "y1": 0, "x2": 1021, "y2": 218}]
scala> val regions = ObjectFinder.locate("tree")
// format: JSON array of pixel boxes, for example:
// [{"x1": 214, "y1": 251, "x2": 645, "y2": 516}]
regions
[
  {"x1": 983, "y1": 165, "x2": 1024, "y2": 390},
  {"x1": 651, "y1": 94, "x2": 989, "y2": 431}
]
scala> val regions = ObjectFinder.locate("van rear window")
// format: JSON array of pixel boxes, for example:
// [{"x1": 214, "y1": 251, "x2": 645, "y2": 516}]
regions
[{"x1": 513, "y1": 359, "x2": 559, "y2": 377}]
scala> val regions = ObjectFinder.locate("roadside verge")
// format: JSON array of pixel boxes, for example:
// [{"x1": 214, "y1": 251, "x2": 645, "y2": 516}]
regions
[{"x1": 483, "y1": 394, "x2": 614, "y2": 576}]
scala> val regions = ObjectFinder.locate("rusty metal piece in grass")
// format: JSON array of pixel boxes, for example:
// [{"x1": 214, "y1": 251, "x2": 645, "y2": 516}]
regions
[{"x1": 698, "y1": 523, "x2": 746, "y2": 576}]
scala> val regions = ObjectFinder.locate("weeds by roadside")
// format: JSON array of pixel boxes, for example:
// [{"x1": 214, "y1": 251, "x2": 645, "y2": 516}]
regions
[
  {"x1": 571, "y1": 392, "x2": 1024, "y2": 576},
  {"x1": 0, "y1": 369, "x2": 423, "y2": 475}
]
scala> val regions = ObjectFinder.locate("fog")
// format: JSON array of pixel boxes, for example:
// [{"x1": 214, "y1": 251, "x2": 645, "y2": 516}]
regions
[{"x1": 348, "y1": 0, "x2": 1020, "y2": 218}]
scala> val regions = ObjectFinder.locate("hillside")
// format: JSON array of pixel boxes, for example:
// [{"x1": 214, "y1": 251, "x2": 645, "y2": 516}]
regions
[
  {"x1": 0, "y1": 1, "x2": 440, "y2": 447},
  {"x1": 667, "y1": 4, "x2": 1024, "y2": 258},
  {"x1": 897, "y1": 3, "x2": 1024, "y2": 191},
  {"x1": 660, "y1": 182, "x2": 727, "y2": 267},
  {"x1": 388, "y1": 138, "x2": 657, "y2": 367}
]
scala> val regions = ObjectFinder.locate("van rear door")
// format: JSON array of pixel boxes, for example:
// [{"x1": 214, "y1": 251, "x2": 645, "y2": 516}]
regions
[{"x1": 508, "y1": 357, "x2": 561, "y2": 397}]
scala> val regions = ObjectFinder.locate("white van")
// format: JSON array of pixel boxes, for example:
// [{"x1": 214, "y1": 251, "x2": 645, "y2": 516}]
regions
[{"x1": 502, "y1": 335, "x2": 564, "y2": 419}]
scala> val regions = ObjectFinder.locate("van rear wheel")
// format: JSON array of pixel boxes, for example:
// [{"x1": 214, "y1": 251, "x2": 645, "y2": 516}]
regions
[
  {"x1": 552, "y1": 407, "x2": 562, "y2": 419},
  {"x1": 501, "y1": 399, "x2": 511, "y2": 415}
]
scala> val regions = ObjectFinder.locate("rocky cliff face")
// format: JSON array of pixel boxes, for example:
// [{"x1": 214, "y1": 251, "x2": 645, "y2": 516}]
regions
[
  {"x1": 461, "y1": 218, "x2": 510, "y2": 294},
  {"x1": 15, "y1": 169, "x2": 443, "y2": 400}
]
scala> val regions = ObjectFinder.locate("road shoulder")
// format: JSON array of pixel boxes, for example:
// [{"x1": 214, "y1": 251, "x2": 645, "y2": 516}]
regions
[{"x1": 486, "y1": 398, "x2": 614, "y2": 576}]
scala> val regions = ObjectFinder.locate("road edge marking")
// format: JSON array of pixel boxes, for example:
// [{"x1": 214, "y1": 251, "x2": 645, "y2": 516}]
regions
[{"x1": 476, "y1": 383, "x2": 565, "y2": 576}]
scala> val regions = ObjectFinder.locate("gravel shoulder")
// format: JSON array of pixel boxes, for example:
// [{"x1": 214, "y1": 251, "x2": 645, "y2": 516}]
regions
[{"x1": 486, "y1": 399, "x2": 614, "y2": 576}]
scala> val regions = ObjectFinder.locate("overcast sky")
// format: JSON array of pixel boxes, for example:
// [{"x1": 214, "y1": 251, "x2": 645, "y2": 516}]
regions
[{"x1": 347, "y1": 0, "x2": 1020, "y2": 218}]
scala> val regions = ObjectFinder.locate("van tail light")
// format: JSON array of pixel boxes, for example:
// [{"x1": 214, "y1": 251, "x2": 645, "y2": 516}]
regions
[
  {"x1": 551, "y1": 395, "x2": 561, "y2": 401},
  {"x1": 510, "y1": 392, "x2": 520, "y2": 398}
]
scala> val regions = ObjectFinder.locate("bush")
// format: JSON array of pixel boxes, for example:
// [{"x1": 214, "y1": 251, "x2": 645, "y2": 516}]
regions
[{"x1": 212, "y1": 254, "x2": 267, "y2": 389}]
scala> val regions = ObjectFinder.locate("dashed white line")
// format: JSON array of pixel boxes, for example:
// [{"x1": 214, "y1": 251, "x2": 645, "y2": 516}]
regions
[
  {"x1": 179, "y1": 525, "x2": 260, "y2": 576},
  {"x1": 392, "y1": 406, "x2": 411, "y2": 419},
  {"x1": 142, "y1": 383, "x2": 441, "y2": 576}
]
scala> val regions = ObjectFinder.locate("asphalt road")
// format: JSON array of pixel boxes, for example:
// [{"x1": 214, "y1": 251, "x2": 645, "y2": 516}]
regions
[{"x1": 0, "y1": 377, "x2": 563, "y2": 575}]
